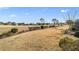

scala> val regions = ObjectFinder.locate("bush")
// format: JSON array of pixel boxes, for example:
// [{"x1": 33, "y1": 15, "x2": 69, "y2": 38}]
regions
[
  {"x1": 59, "y1": 37, "x2": 79, "y2": 51},
  {"x1": 41, "y1": 25, "x2": 44, "y2": 29},
  {"x1": 71, "y1": 27, "x2": 76, "y2": 31},
  {"x1": 10, "y1": 28, "x2": 18, "y2": 33},
  {"x1": 0, "y1": 28, "x2": 18, "y2": 39},
  {"x1": 74, "y1": 32, "x2": 79, "y2": 38}
]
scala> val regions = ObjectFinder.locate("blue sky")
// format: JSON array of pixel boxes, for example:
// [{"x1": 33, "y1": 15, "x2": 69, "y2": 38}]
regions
[{"x1": 0, "y1": 7, "x2": 79, "y2": 23}]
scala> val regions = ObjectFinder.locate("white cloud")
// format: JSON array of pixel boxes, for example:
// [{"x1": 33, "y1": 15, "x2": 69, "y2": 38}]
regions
[
  {"x1": 61, "y1": 9, "x2": 68, "y2": 13},
  {"x1": 9, "y1": 14, "x2": 16, "y2": 17}
]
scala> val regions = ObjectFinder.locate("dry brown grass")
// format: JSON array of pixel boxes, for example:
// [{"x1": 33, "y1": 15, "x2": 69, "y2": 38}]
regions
[
  {"x1": 0, "y1": 25, "x2": 29, "y2": 34},
  {"x1": 0, "y1": 25, "x2": 69, "y2": 51}
]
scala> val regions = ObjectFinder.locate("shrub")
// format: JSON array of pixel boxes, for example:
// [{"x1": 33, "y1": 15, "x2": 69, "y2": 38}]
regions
[
  {"x1": 0, "y1": 28, "x2": 18, "y2": 39},
  {"x1": 10, "y1": 28, "x2": 18, "y2": 33},
  {"x1": 74, "y1": 31, "x2": 79, "y2": 38},
  {"x1": 72, "y1": 40, "x2": 79, "y2": 50},
  {"x1": 41, "y1": 25, "x2": 44, "y2": 29},
  {"x1": 71, "y1": 27, "x2": 76, "y2": 31},
  {"x1": 59, "y1": 37, "x2": 79, "y2": 51}
]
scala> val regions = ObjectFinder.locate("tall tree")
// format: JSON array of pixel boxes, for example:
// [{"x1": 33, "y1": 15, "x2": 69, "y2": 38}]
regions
[
  {"x1": 40, "y1": 18, "x2": 45, "y2": 29},
  {"x1": 40, "y1": 18, "x2": 45, "y2": 25},
  {"x1": 66, "y1": 20, "x2": 74, "y2": 28},
  {"x1": 52, "y1": 18, "x2": 59, "y2": 26},
  {"x1": 64, "y1": 11, "x2": 78, "y2": 28}
]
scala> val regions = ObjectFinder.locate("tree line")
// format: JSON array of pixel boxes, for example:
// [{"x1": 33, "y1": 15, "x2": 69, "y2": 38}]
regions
[{"x1": 0, "y1": 18, "x2": 65, "y2": 26}]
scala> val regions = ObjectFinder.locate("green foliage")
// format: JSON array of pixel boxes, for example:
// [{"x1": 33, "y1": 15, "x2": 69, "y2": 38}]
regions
[
  {"x1": 11, "y1": 22, "x2": 16, "y2": 25},
  {"x1": 41, "y1": 25, "x2": 44, "y2": 29},
  {"x1": 59, "y1": 37, "x2": 79, "y2": 51},
  {"x1": 52, "y1": 18, "x2": 59, "y2": 26},
  {"x1": 74, "y1": 32, "x2": 79, "y2": 38},
  {"x1": 40, "y1": 18, "x2": 45, "y2": 23},
  {"x1": 66, "y1": 20, "x2": 74, "y2": 29},
  {"x1": 10, "y1": 28, "x2": 18, "y2": 33},
  {"x1": 71, "y1": 27, "x2": 76, "y2": 31},
  {"x1": 66, "y1": 20, "x2": 74, "y2": 25},
  {"x1": 74, "y1": 19, "x2": 79, "y2": 29}
]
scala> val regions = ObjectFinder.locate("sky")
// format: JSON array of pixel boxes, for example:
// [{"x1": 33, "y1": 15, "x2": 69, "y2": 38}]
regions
[{"x1": 0, "y1": 7, "x2": 79, "y2": 23}]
